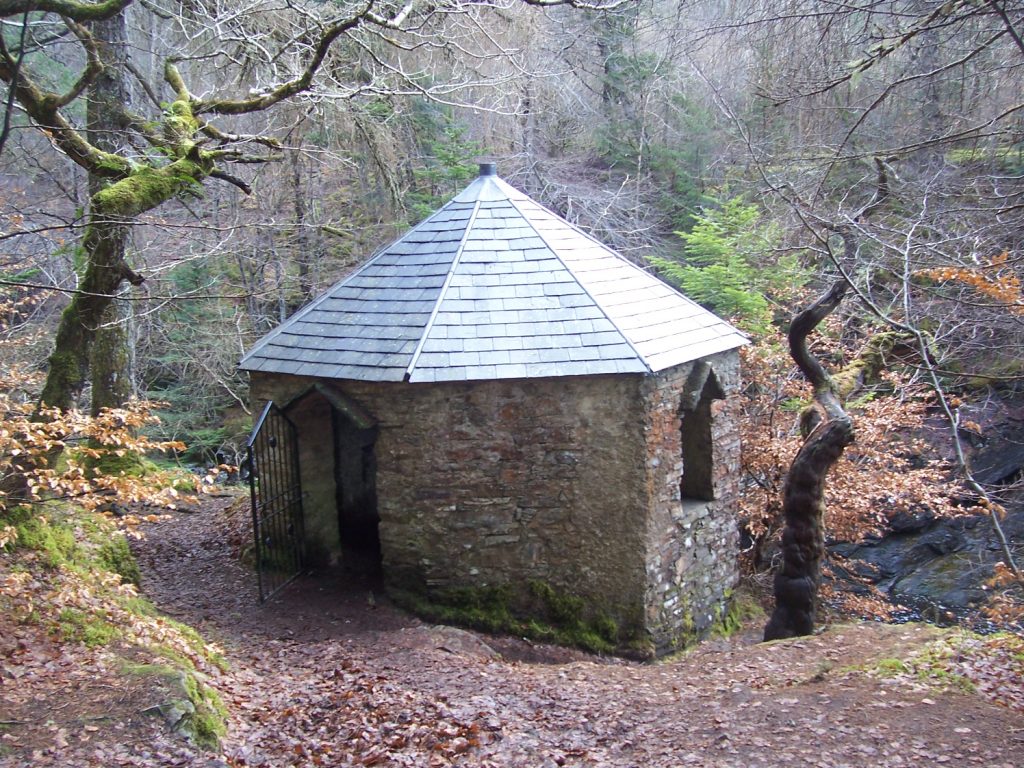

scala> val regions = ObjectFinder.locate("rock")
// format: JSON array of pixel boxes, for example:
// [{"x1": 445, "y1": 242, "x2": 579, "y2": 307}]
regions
[
  {"x1": 891, "y1": 553, "x2": 989, "y2": 610},
  {"x1": 970, "y1": 430, "x2": 1024, "y2": 485},
  {"x1": 914, "y1": 527, "x2": 965, "y2": 556},
  {"x1": 888, "y1": 506, "x2": 936, "y2": 534},
  {"x1": 830, "y1": 503, "x2": 1023, "y2": 616}
]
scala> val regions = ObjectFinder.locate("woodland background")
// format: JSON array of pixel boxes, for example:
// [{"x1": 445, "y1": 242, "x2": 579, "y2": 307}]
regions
[
  {"x1": 1, "y1": 0, "x2": 1023, "y2": 618},
  {"x1": 2, "y1": 2, "x2": 1024, "y2": 764}
]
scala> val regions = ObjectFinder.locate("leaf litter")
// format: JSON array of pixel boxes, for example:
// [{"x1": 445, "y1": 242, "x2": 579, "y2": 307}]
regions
[{"x1": 2, "y1": 494, "x2": 1022, "y2": 767}]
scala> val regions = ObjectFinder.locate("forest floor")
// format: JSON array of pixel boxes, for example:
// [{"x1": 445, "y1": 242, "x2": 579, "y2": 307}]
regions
[{"x1": 2, "y1": 493, "x2": 1023, "y2": 767}]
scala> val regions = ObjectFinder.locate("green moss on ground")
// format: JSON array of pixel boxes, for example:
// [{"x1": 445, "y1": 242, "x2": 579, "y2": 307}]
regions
[
  {"x1": 874, "y1": 657, "x2": 910, "y2": 677},
  {"x1": 7, "y1": 508, "x2": 78, "y2": 568},
  {"x1": 122, "y1": 662, "x2": 228, "y2": 750},
  {"x1": 56, "y1": 607, "x2": 120, "y2": 647},
  {"x1": 3, "y1": 505, "x2": 228, "y2": 748},
  {"x1": 97, "y1": 535, "x2": 142, "y2": 585}
]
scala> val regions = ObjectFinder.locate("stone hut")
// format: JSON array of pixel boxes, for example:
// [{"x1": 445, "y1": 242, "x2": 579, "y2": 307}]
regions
[{"x1": 240, "y1": 164, "x2": 747, "y2": 655}]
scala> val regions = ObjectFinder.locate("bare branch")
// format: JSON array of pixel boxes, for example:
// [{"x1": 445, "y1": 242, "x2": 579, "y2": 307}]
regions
[
  {"x1": 0, "y1": 0, "x2": 132, "y2": 22},
  {"x1": 210, "y1": 169, "x2": 252, "y2": 194},
  {"x1": 193, "y1": 7, "x2": 372, "y2": 116}
]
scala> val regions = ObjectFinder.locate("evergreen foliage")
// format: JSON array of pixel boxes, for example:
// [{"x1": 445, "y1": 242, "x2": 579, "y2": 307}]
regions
[
  {"x1": 649, "y1": 196, "x2": 807, "y2": 334},
  {"x1": 405, "y1": 107, "x2": 482, "y2": 224}
]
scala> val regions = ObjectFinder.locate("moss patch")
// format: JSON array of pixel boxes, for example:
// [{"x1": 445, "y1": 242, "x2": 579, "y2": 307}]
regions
[
  {"x1": 7, "y1": 508, "x2": 77, "y2": 568},
  {"x1": 389, "y1": 580, "x2": 632, "y2": 655},
  {"x1": 85, "y1": 448, "x2": 154, "y2": 478},
  {"x1": 123, "y1": 662, "x2": 228, "y2": 750},
  {"x1": 711, "y1": 588, "x2": 764, "y2": 639},
  {"x1": 93, "y1": 156, "x2": 211, "y2": 219},
  {"x1": 97, "y1": 535, "x2": 142, "y2": 586},
  {"x1": 874, "y1": 657, "x2": 910, "y2": 677},
  {"x1": 55, "y1": 607, "x2": 119, "y2": 647}
]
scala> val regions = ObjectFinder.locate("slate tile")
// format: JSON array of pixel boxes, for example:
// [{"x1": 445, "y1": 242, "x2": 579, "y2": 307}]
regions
[
  {"x1": 415, "y1": 352, "x2": 449, "y2": 367},
  {"x1": 493, "y1": 362, "x2": 528, "y2": 378},
  {"x1": 479, "y1": 350, "x2": 512, "y2": 365},
  {"x1": 471, "y1": 364, "x2": 498, "y2": 380},
  {"x1": 565, "y1": 319, "x2": 598, "y2": 335},
  {"x1": 492, "y1": 336, "x2": 524, "y2": 351},
  {"x1": 596, "y1": 343, "x2": 635, "y2": 360},
  {"x1": 488, "y1": 310, "x2": 522, "y2": 324},
  {"x1": 431, "y1": 367, "x2": 469, "y2": 382},
  {"x1": 525, "y1": 362, "x2": 563, "y2": 377},
  {"x1": 463, "y1": 337, "x2": 495, "y2": 353},
  {"x1": 580, "y1": 359, "x2": 620, "y2": 375},
  {"x1": 557, "y1": 294, "x2": 592, "y2": 308},
  {"x1": 615, "y1": 358, "x2": 648, "y2": 374},
  {"x1": 439, "y1": 298, "x2": 476, "y2": 313},
  {"x1": 378, "y1": 353, "x2": 411, "y2": 368},
  {"x1": 538, "y1": 347, "x2": 572, "y2": 363},
  {"x1": 421, "y1": 337, "x2": 464, "y2": 354},
  {"x1": 568, "y1": 347, "x2": 600, "y2": 362},
  {"x1": 449, "y1": 351, "x2": 481, "y2": 366}
]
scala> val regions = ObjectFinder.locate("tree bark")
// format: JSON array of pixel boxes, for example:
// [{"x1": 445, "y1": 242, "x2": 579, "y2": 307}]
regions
[
  {"x1": 38, "y1": 151, "x2": 211, "y2": 412},
  {"x1": 39, "y1": 216, "x2": 142, "y2": 411},
  {"x1": 291, "y1": 151, "x2": 314, "y2": 303},
  {"x1": 87, "y1": 12, "x2": 134, "y2": 415},
  {"x1": 764, "y1": 281, "x2": 855, "y2": 641}
]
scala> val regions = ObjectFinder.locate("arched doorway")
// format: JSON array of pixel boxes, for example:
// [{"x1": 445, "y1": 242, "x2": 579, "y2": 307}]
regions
[
  {"x1": 280, "y1": 383, "x2": 382, "y2": 578},
  {"x1": 332, "y1": 407, "x2": 381, "y2": 576}
]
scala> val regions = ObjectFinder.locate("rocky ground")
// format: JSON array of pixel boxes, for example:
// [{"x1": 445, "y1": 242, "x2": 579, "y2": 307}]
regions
[
  {"x1": 829, "y1": 396, "x2": 1024, "y2": 624},
  {"x1": 2, "y1": 494, "x2": 1023, "y2": 767}
]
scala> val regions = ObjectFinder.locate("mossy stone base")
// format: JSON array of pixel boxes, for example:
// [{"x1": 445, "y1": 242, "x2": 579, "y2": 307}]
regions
[{"x1": 389, "y1": 579, "x2": 647, "y2": 656}]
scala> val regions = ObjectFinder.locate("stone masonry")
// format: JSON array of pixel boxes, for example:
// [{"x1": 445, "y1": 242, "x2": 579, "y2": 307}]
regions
[
  {"x1": 249, "y1": 348, "x2": 741, "y2": 655},
  {"x1": 642, "y1": 350, "x2": 742, "y2": 654}
]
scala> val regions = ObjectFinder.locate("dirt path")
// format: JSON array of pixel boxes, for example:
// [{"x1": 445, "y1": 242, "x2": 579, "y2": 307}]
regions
[{"x1": 127, "y1": 496, "x2": 1024, "y2": 768}]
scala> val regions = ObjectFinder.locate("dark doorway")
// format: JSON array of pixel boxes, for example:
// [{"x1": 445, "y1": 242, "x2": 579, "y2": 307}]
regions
[{"x1": 333, "y1": 409, "x2": 382, "y2": 576}]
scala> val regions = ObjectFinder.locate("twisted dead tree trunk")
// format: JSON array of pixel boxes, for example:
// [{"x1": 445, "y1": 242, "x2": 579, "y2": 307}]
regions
[
  {"x1": 763, "y1": 280, "x2": 855, "y2": 640},
  {"x1": 763, "y1": 158, "x2": 892, "y2": 640}
]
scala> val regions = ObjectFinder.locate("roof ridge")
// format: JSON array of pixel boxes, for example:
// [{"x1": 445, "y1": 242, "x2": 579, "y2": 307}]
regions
[
  {"x1": 403, "y1": 198, "x2": 484, "y2": 381},
  {"x1": 505, "y1": 195, "x2": 652, "y2": 374}
]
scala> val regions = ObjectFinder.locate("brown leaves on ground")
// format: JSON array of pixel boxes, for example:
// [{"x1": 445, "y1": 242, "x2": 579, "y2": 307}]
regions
[
  {"x1": 3, "y1": 495, "x2": 1023, "y2": 767},
  {"x1": 739, "y1": 343, "x2": 980, "y2": 567}
]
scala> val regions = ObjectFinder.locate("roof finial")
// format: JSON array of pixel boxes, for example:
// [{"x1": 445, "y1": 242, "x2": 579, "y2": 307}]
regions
[{"x1": 478, "y1": 162, "x2": 497, "y2": 177}]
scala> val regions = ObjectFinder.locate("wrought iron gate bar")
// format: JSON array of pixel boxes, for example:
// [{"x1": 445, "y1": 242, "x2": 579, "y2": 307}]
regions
[{"x1": 247, "y1": 401, "x2": 305, "y2": 602}]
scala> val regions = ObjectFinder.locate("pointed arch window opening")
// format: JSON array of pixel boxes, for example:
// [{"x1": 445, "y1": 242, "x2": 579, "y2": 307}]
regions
[{"x1": 680, "y1": 368, "x2": 725, "y2": 503}]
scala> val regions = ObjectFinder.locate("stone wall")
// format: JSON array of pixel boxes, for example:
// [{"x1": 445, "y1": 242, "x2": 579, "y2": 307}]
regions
[
  {"x1": 249, "y1": 372, "x2": 651, "y2": 633},
  {"x1": 251, "y1": 355, "x2": 742, "y2": 654},
  {"x1": 640, "y1": 350, "x2": 742, "y2": 654}
]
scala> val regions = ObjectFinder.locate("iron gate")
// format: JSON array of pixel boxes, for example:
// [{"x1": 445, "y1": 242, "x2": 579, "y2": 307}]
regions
[{"x1": 247, "y1": 402, "x2": 305, "y2": 602}]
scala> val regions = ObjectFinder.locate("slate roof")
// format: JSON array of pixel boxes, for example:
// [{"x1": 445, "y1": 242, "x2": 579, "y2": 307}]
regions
[{"x1": 239, "y1": 166, "x2": 747, "y2": 383}]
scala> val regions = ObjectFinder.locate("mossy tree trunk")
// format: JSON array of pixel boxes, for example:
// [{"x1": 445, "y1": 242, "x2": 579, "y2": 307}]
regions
[
  {"x1": 87, "y1": 12, "x2": 134, "y2": 416},
  {"x1": 3, "y1": 0, "x2": 580, "y2": 413},
  {"x1": 39, "y1": 215, "x2": 145, "y2": 412},
  {"x1": 763, "y1": 281, "x2": 855, "y2": 641}
]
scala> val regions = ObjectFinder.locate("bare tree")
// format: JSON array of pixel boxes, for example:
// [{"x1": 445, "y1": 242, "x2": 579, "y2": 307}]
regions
[{"x1": 0, "y1": 0, "x2": 620, "y2": 413}]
